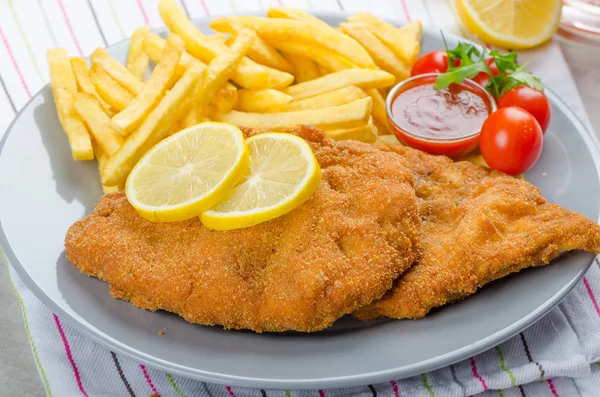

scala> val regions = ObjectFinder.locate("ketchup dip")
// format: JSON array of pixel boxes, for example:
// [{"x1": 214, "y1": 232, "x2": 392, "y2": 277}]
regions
[{"x1": 386, "y1": 73, "x2": 496, "y2": 158}]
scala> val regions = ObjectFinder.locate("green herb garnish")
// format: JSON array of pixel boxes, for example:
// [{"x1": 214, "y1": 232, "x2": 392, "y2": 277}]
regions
[{"x1": 434, "y1": 40, "x2": 543, "y2": 98}]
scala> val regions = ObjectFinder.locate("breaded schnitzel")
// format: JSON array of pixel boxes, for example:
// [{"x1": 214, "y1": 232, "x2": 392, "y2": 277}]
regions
[
  {"x1": 355, "y1": 145, "x2": 600, "y2": 320},
  {"x1": 65, "y1": 127, "x2": 420, "y2": 332}
]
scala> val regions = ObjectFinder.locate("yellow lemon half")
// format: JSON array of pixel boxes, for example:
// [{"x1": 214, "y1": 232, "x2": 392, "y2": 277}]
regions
[
  {"x1": 456, "y1": 0, "x2": 561, "y2": 49},
  {"x1": 126, "y1": 122, "x2": 249, "y2": 222},
  {"x1": 201, "y1": 133, "x2": 321, "y2": 230}
]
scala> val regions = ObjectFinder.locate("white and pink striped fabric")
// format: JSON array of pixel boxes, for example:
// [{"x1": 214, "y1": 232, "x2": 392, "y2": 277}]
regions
[{"x1": 2, "y1": 1, "x2": 600, "y2": 396}]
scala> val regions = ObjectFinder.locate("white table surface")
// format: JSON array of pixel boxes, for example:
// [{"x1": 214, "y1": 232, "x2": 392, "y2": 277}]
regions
[{"x1": 1, "y1": 40, "x2": 599, "y2": 397}]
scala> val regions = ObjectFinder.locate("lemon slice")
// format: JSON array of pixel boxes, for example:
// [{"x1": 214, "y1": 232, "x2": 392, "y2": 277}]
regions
[
  {"x1": 456, "y1": 0, "x2": 561, "y2": 49},
  {"x1": 126, "y1": 122, "x2": 249, "y2": 222},
  {"x1": 201, "y1": 133, "x2": 321, "y2": 230}
]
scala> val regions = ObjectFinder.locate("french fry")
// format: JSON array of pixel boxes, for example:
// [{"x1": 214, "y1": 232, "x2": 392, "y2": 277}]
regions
[
  {"x1": 267, "y1": 7, "x2": 333, "y2": 29},
  {"x1": 400, "y1": 21, "x2": 423, "y2": 42},
  {"x1": 205, "y1": 104, "x2": 219, "y2": 121},
  {"x1": 210, "y1": 16, "x2": 375, "y2": 68},
  {"x1": 74, "y1": 93, "x2": 123, "y2": 156},
  {"x1": 47, "y1": 48, "x2": 94, "y2": 160},
  {"x1": 102, "y1": 184, "x2": 121, "y2": 193},
  {"x1": 340, "y1": 22, "x2": 410, "y2": 81},
  {"x1": 91, "y1": 48, "x2": 144, "y2": 95},
  {"x1": 460, "y1": 152, "x2": 525, "y2": 180},
  {"x1": 169, "y1": 119, "x2": 183, "y2": 136},
  {"x1": 70, "y1": 57, "x2": 114, "y2": 116},
  {"x1": 158, "y1": 0, "x2": 293, "y2": 89},
  {"x1": 364, "y1": 88, "x2": 390, "y2": 134},
  {"x1": 143, "y1": 33, "x2": 205, "y2": 79},
  {"x1": 102, "y1": 65, "x2": 203, "y2": 186},
  {"x1": 158, "y1": 0, "x2": 221, "y2": 64},
  {"x1": 376, "y1": 133, "x2": 402, "y2": 146},
  {"x1": 212, "y1": 84, "x2": 238, "y2": 114},
  {"x1": 95, "y1": 147, "x2": 123, "y2": 193},
  {"x1": 219, "y1": 97, "x2": 372, "y2": 130},
  {"x1": 47, "y1": 49, "x2": 78, "y2": 108},
  {"x1": 268, "y1": 41, "x2": 356, "y2": 72},
  {"x1": 326, "y1": 121, "x2": 378, "y2": 143},
  {"x1": 184, "y1": 29, "x2": 254, "y2": 125},
  {"x1": 211, "y1": 33, "x2": 229, "y2": 45},
  {"x1": 198, "y1": 30, "x2": 255, "y2": 111},
  {"x1": 180, "y1": 105, "x2": 200, "y2": 129},
  {"x1": 111, "y1": 34, "x2": 185, "y2": 136},
  {"x1": 270, "y1": 86, "x2": 367, "y2": 112},
  {"x1": 280, "y1": 52, "x2": 320, "y2": 83},
  {"x1": 282, "y1": 69, "x2": 394, "y2": 100},
  {"x1": 90, "y1": 64, "x2": 134, "y2": 111},
  {"x1": 348, "y1": 13, "x2": 420, "y2": 64},
  {"x1": 210, "y1": 20, "x2": 294, "y2": 74},
  {"x1": 180, "y1": 69, "x2": 207, "y2": 129},
  {"x1": 317, "y1": 64, "x2": 330, "y2": 76},
  {"x1": 236, "y1": 89, "x2": 293, "y2": 112},
  {"x1": 180, "y1": 86, "x2": 203, "y2": 129},
  {"x1": 126, "y1": 26, "x2": 151, "y2": 80},
  {"x1": 143, "y1": 33, "x2": 238, "y2": 113},
  {"x1": 372, "y1": 120, "x2": 387, "y2": 135},
  {"x1": 179, "y1": 82, "x2": 216, "y2": 129},
  {"x1": 61, "y1": 118, "x2": 94, "y2": 160}
]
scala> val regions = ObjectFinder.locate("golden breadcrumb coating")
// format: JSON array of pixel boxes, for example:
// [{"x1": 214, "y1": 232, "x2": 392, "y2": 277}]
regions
[
  {"x1": 65, "y1": 126, "x2": 420, "y2": 332},
  {"x1": 356, "y1": 145, "x2": 600, "y2": 320}
]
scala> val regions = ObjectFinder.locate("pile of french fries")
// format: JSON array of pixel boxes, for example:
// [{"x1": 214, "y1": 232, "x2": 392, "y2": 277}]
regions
[{"x1": 47, "y1": 0, "x2": 422, "y2": 193}]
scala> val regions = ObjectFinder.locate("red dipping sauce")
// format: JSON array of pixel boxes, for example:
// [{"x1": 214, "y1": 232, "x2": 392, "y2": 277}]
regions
[{"x1": 386, "y1": 73, "x2": 496, "y2": 158}]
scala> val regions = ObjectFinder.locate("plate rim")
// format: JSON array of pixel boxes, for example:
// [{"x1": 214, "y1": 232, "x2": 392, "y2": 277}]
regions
[{"x1": 1, "y1": 10, "x2": 600, "y2": 390}]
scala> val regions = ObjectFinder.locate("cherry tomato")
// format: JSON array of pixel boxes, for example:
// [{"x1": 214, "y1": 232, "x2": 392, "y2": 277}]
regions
[
  {"x1": 411, "y1": 51, "x2": 448, "y2": 76},
  {"x1": 497, "y1": 86, "x2": 551, "y2": 133},
  {"x1": 471, "y1": 58, "x2": 500, "y2": 88},
  {"x1": 479, "y1": 107, "x2": 543, "y2": 176}
]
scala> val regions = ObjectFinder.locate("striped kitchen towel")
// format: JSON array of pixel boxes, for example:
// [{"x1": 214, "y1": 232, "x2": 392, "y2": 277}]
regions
[
  {"x1": 2, "y1": 1, "x2": 600, "y2": 396},
  {"x1": 6, "y1": 258, "x2": 600, "y2": 397}
]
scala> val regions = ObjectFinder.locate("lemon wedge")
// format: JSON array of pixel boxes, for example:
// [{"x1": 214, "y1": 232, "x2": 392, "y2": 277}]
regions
[
  {"x1": 201, "y1": 133, "x2": 321, "y2": 230},
  {"x1": 456, "y1": 0, "x2": 561, "y2": 49},
  {"x1": 126, "y1": 122, "x2": 249, "y2": 222}
]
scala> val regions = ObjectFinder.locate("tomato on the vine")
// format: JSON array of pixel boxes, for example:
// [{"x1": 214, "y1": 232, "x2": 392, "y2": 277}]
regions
[
  {"x1": 410, "y1": 51, "x2": 449, "y2": 76},
  {"x1": 479, "y1": 107, "x2": 543, "y2": 176},
  {"x1": 497, "y1": 86, "x2": 551, "y2": 133}
]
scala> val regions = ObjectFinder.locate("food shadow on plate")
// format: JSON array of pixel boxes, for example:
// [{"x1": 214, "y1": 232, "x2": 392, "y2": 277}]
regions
[
  {"x1": 33, "y1": 90, "x2": 100, "y2": 215},
  {"x1": 57, "y1": 250, "x2": 389, "y2": 338}
]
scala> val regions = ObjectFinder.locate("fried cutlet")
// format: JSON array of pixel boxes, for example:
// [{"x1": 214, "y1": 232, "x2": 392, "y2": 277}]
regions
[
  {"x1": 355, "y1": 145, "x2": 600, "y2": 320},
  {"x1": 65, "y1": 126, "x2": 421, "y2": 332}
]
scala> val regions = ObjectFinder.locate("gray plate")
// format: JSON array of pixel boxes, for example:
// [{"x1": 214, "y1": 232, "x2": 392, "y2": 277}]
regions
[{"x1": 1, "y1": 11, "x2": 599, "y2": 391}]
